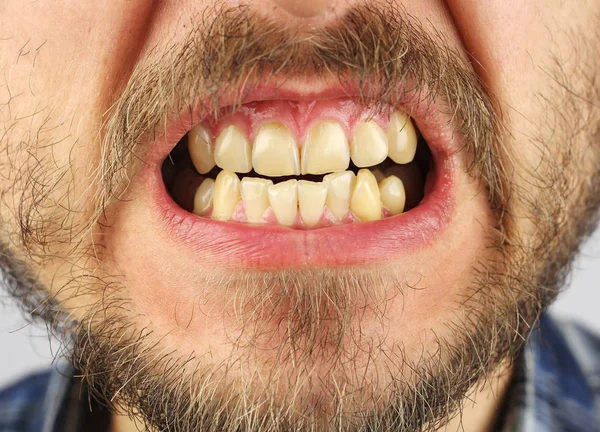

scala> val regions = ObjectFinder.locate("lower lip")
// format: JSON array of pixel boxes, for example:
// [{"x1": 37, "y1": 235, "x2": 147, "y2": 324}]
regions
[{"x1": 147, "y1": 152, "x2": 454, "y2": 269}]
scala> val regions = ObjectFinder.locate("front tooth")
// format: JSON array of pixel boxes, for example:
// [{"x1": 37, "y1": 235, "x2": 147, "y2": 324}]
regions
[
  {"x1": 324, "y1": 171, "x2": 355, "y2": 220},
  {"x1": 387, "y1": 111, "x2": 417, "y2": 164},
  {"x1": 212, "y1": 170, "x2": 241, "y2": 221},
  {"x1": 188, "y1": 125, "x2": 215, "y2": 174},
  {"x1": 379, "y1": 175, "x2": 406, "y2": 215},
  {"x1": 241, "y1": 177, "x2": 273, "y2": 223},
  {"x1": 214, "y1": 125, "x2": 252, "y2": 173},
  {"x1": 350, "y1": 169, "x2": 382, "y2": 222},
  {"x1": 350, "y1": 121, "x2": 388, "y2": 167},
  {"x1": 301, "y1": 121, "x2": 349, "y2": 174},
  {"x1": 298, "y1": 181, "x2": 328, "y2": 227},
  {"x1": 252, "y1": 122, "x2": 300, "y2": 177},
  {"x1": 267, "y1": 180, "x2": 298, "y2": 226},
  {"x1": 193, "y1": 178, "x2": 215, "y2": 216}
]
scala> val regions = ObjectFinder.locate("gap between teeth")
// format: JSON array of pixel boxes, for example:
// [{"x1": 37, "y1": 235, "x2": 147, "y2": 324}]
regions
[
  {"x1": 188, "y1": 110, "x2": 418, "y2": 177},
  {"x1": 192, "y1": 168, "x2": 407, "y2": 227}
]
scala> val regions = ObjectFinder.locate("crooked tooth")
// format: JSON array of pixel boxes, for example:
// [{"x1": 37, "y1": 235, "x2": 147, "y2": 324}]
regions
[
  {"x1": 214, "y1": 125, "x2": 252, "y2": 173},
  {"x1": 351, "y1": 121, "x2": 388, "y2": 167},
  {"x1": 387, "y1": 111, "x2": 417, "y2": 164},
  {"x1": 253, "y1": 123, "x2": 300, "y2": 177},
  {"x1": 385, "y1": 164, "x2": 424, "y2": 209},
  {"x1": 298, "y1": 180, "x2": 328, "y2": 227},
  {"x1": 193, "y1": 178, "x2": 215, "y2": 216},
  {"x1": 350, "y1": 169, "x2": 382, "y2": 222},
  {"x1": 379, "y1": 175, "x2": 405, "y2": 215},
  {"x1": 268, "y1": 179, "x2": 298, "y2": 226},
  {"x1": 241, "y1": 177, "x2": 273, "y2": 223},
  {"x1": 324, "y1": 171, "x2": 355, "y2": 220},
  {"x1": 212, "y1": 170, "x2": 241, "y2": 221},
  {"x1": 188, "y1": 125, "x2": 215, "y2": 174},
  {"x1": 301, "y1": 121, "x2": 349, "y2": 174}
]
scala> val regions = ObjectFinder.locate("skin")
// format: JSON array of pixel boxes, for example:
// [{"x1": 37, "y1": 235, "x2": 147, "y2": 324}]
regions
[{"x1": 1, "y1": 1, "x2": 599, "y2": 432}]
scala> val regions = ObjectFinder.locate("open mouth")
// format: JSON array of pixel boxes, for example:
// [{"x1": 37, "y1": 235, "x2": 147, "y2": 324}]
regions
[
  {"x1": 162, "y1": 98, "x2": 434, "y2": 229},
  {"x1": 147, "y1": 86, "x2": 455, "y2": 268}
]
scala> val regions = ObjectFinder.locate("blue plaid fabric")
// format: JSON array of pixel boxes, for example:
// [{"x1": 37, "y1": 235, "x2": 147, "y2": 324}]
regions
[{"x1": 0, "y1": 314, "x2": 599, "y2": 431}]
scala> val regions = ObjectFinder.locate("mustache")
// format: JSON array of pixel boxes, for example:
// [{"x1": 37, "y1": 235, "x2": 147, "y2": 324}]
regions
[{"x1": 98, "y1": 2, "x2": 504, "y2": 220}]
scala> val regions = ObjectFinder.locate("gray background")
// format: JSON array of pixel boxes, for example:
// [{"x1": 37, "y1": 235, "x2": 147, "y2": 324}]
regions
[{"x1": 1, "y1": 228, "x2": 599, "y2": 388}]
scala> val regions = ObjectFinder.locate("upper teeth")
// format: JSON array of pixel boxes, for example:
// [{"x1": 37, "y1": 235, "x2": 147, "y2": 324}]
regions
[
  {"x1": 214, "y1": 125, "x2": 252, "y2": 173},
  {"x1": 387, "y1": 111, "x2": 417, "y2": 165},
  {"x1": 350, "y1": 121, "x2": 388, "y2": 167},
  {"x1": 188, "y1": 125, "x2": 215, "y2": 174},
  {"x1": 253, "y1": 123, "x2": 300, "y2": 176},
  {"x1": 301, "y1": 121, "x2": 350, "y2": 175},
  {"x1": 188, "y1": 111, "x2": 417, "y2": 177}
]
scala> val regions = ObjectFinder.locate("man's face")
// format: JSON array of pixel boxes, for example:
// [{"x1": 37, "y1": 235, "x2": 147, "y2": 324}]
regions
[{"x1": 1, "y1": 1, "x2": 600, "y2": 431}]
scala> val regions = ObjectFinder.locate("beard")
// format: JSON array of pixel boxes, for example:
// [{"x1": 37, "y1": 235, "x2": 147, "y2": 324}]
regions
[{"x1": 2, "y1": 3, "x2": 600, "y2": 432}]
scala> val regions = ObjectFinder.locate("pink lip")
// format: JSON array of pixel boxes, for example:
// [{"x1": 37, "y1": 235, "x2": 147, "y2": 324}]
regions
[{"x1": 142, "y1": 83, "x2": 459, "y2": 269}]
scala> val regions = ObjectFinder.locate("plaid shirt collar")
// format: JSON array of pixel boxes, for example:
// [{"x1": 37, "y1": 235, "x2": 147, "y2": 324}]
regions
[{"x1": 501, "y1": 315, "x2": 600, "y2": 432}]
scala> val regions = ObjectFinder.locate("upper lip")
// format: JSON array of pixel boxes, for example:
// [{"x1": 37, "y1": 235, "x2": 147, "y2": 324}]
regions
[{"x1": 141, "y1": 79, "x2": 461, "y2": 268}]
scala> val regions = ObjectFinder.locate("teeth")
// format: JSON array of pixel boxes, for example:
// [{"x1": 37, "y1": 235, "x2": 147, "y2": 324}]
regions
[
  {"x1": 379, "y1": 175, "x2": 405, "y2": 215},
  {"x1": 350, "y1": 169, "x2": 382, "y2": 222},
  {"x1": 241, "y1": 177, "x2": 273, "y2": 223},
  {"x1": 193, "y1": 178, "x2": 215, "y2": 216},
  {"x1": 385, "y1": 164, "x2": 424, "y2": 209},
  {"x1": 298, "y1": 180, "x2": 328, "y2": 227},
  {"x1": 301, "y1": 121, "x2": 349, "y2": 174},
  {"x1": 253, "y1": 123, "x2": 300, "y2": 177},
  {"x1": 214, "y1": 125, "x2": 252, "y2": 173},
  {"x1": 188, "y1": 125, "x2": 215, "y2": 174},
  {"x1": 324, "y1": 171, "x2": 355, "y2": 220},
  {"x1": 387, "y1": 111, "x2": 417, "y2": 164},
  {"x1": 212, "y1": 170, "x2": 241, "y2": 221},
  {"x1": 350, "y1": 121, "x2": 388, "y2": 168},
  {"x1": 267, "y1": 179, "x2": 298, "y2": 226}
]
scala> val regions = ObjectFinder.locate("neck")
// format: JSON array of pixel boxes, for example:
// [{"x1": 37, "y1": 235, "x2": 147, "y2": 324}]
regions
[{"x1": 440, "y1": 361, "x2": 513, "y2": 432}]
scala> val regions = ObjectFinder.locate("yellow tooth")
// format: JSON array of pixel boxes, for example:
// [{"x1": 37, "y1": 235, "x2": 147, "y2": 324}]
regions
[
  {"x1": 324, "y1": 171, "x2": 355, "y2": 220},
  {"x1": 350, "y1": 121, "x2": 388, "y2": 167},
  {"x1": 379, "y1": 175, "x2": 406, "y2": 216},
  {"x1": 385, "y1": 164, "x2": 424, "y2": 209},
  {"x1": 298, "y1": 180, "x2": 328, "y2": 227},
  {"x1": 387, "y1": 111, "x2": 417, "y2": 164},
  {"x1": 350, "y1": 169, "x2": 382, "y2": 222},
  {"x1": 188, "y1": 125, "x2": 215, "y2": 174},
  {"x1": 212, "y1": 170, "x2": 241, "y2": 221},
  {"x1": 301, "y1": 121, "x2": 349, "y2": 174},
  {"x1": 241, "y1": 177, "x2": 273, "y2": 223},
  {"x1": 252, "y1": 122, "x2": 300, "y2": 177},
  {"x1": 214, "y1": 125, "x2": 252, "y2": 173},
  {"x1": 193, "y1": 178, "x2": 215, "y2": 216},
  {"x1": 267, "y1": 179, "x2": 298, "y2": 226}
]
